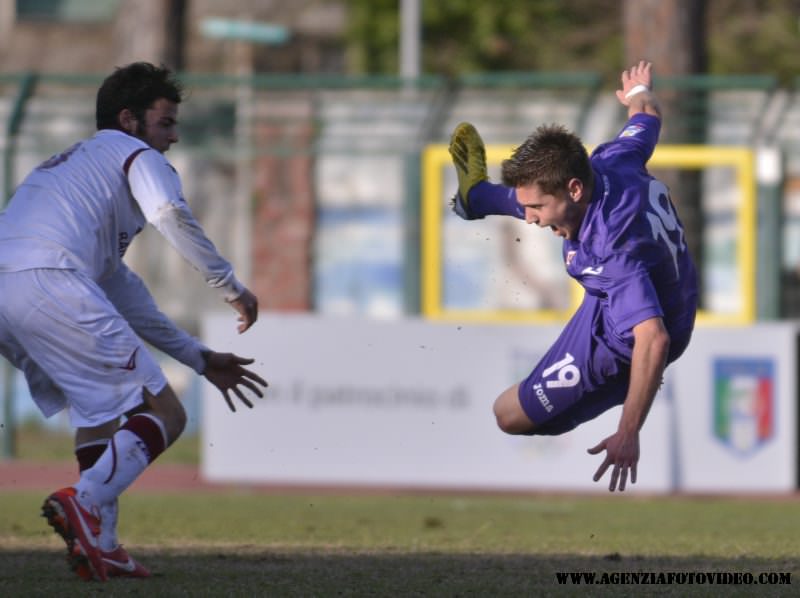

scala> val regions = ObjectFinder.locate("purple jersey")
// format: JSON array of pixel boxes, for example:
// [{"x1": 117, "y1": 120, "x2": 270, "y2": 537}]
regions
[
  {"x1": 563, "y1": 113, "x2": 698, "y2": 361},
  {"x1": 514, "y1": 114, "x2": 697, "y2": 434},
  {"x1": 460, "y1": 114, "x2": 698, "y2": 433}
]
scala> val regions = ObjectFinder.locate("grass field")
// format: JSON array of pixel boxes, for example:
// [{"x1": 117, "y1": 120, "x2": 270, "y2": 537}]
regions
[
  {"x1": 1, "y1": 489, "x2": 797, "y2": 596},
  {"x1": 3, "y1": 426, "x2": 797, "y2": 596},
  {"x1": 11, "y1": 423, "x2": 199, "y2": 464}
]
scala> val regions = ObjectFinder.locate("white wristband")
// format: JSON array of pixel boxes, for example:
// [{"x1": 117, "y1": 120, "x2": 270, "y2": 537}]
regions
[{"x1": 624, "y1": 84, "x2": 649, "y2": 99}]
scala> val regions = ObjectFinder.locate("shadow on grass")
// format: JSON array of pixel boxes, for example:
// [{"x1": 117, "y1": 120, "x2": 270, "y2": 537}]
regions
[{"x1": 1, "y1": 547, "x2": 796, "y2": 597}]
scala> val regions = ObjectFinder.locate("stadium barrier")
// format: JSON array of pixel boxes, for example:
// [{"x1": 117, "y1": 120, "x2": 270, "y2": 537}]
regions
[{"x1": 202, "y1": 313, "x2": 797, "y2": 494}]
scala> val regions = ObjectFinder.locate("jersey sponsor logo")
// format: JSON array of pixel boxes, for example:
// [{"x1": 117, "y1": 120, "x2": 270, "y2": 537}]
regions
[
  {"x1": 581, "y1": 265, "x2": 604, "y2": 276},
  {"x1": 713, "y1": 358, "x2": 774, "y2": 456},
  {"x1": 118, "y1": 227, "x2": 142, "y2": 257},
  {"x1": 120, "y1": 348, "x2": 138, "y2": 371},
  {"x1": 619, "y1": 124, "x2": 645, "y2": 138},
  {"x1": 118, "y1": 231, "x2": 131, "y2": 257},
  {"x1": 532, "y1": 383, "x2": 554, "y2": 413}
]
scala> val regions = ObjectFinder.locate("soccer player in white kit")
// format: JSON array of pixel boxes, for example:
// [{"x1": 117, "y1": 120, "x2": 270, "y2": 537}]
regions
[{"x1": 0, "y1": 62, "x2": 267, "y2": 581}]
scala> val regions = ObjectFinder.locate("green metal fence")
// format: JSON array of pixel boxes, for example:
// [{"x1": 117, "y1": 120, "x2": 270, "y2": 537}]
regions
[{"x1": 0, "y1": 71, "x2": 788, "y2": 457}]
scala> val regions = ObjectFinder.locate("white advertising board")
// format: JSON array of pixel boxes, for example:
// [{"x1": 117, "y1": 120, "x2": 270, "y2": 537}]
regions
[
  {"x1": 667, "y1": 323, "x2": 798, "y2": 493},
  {"x1": 201, "y1": 313, "x2": 672, "y2": 492}
]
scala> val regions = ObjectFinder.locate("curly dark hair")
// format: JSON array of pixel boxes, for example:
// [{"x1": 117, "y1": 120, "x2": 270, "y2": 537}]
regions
[
  {"x1": 95, "y1": 62, "x2": 183, "y2": 131},
  {"x1": 501, "y1": 124, "x2": 592, "y2": 195}
]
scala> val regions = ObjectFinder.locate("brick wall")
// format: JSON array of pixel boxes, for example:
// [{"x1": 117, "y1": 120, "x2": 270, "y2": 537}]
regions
[{"x1": 250, "y1": 118, "x2": 315, "y2": 310}]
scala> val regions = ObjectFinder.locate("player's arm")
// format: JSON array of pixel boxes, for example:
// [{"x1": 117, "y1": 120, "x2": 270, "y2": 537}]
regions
[
  {"x1": 99, "y1": 263, "x2": 210, "y2": 373},
  {"x1": 615, "y1": 60, "x2": 662, "y2": 120},
  {"x1": 587, "y1": 316, "x2": 670, "y2": 491},
  {"x1": 153, "y1": 204, "x2": 258, "y2": 333},
  {"x1": 101, "y1": 264, "x2": 267, "y2": 410},
  {"x1": 127, "y1": 151, "x2": 258, "y2": 333}
]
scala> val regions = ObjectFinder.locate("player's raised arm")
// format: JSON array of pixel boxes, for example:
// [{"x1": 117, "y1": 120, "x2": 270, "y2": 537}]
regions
[{"x1": 615, "y1": 60, "x2": 661, "y2": 120}]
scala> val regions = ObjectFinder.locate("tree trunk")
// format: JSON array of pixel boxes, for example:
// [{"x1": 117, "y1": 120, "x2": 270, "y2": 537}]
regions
[
  {"x1": 623, "y1": 0, "x2": 708, "y2": 304},
  {"x1": 112, "y1": 0, "x2": 187, "y2": 69}
]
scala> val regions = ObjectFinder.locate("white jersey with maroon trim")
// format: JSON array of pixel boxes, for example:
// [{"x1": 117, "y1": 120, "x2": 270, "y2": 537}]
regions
[{"x1": 0, "y1": 129, "x2": 243, "y2": 301}]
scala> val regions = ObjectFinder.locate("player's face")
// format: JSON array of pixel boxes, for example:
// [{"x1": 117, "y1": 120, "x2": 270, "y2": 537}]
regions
[
  {"x1": 135, "y1": 98, "x2": 179, "y2": 153},
  {"x1": 516, "y1": 180, "x2": 587, "y2": 240}
]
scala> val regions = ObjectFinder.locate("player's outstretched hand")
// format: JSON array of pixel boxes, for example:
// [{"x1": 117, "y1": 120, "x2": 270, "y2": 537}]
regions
[
  {"x1": 228, "y1": 288, "x2": 259, "y2": 333},
  {"x1": 587, "y1": 429, "x2": 640, "y2": 492},
  {"x1": 203, "y1": 351, "x2": 268, "y2": 412},
  {"x1": 615, "y1": 60, "x2": 652, "y2": 106}
]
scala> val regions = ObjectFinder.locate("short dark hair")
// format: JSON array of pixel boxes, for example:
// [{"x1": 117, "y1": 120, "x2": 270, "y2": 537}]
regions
[
  {"x1": 95, "y1": 62, "x2": 183, "y2": 130},
  {"x1": 501, "y1": 124, "x2": 592, "y2": 195}
]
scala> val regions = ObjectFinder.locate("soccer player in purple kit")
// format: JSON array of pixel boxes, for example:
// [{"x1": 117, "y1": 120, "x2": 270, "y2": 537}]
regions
[{"x1": 448, "y1": 61, "x2": 698, "y2": 492}]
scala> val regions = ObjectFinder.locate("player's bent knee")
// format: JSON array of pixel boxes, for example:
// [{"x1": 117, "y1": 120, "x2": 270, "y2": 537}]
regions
[
  {"x1": 494, "y1": 407, "x2": 535, "y2": 435},
  {"x1": 493, "y1": 385, "x2": 535, "y2": 435},
  {"x1": 168, "y1": 400, "x2": 187, "y2": 442},
  {"x1": 134, "y1": 385, "x2": 186, "y2": 445},
  {"x1": 160, "y1": 390, "x2": 186, "y2": 444},
  {"x1": 493, "y1": 407, "x2": 516, "y2": 434}
]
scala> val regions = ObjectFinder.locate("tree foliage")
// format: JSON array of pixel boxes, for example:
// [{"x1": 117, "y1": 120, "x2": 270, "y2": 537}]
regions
[
  {"x1": 347, "y1": 0, "x2": 621, "y2": 77},
  {"x1": 708, "y1": 0, "x2": 800, "y2": 84},
  {"x1": 345, "y1": 0, "x2": 800, "y2": 85}
]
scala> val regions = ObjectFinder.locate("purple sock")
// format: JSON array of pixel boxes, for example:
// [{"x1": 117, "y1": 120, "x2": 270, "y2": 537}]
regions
[{"x1": 468, "y1": 181, "x2": 524, "y2": 219}]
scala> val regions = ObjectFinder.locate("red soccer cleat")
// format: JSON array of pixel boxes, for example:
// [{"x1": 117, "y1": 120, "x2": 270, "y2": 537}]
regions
[
  {"x1": 102, "y1": 545, "x2": 151, "y2": 578},
  {"x1": 41, "y1": 487, "x2": 108, "y2": 581}
]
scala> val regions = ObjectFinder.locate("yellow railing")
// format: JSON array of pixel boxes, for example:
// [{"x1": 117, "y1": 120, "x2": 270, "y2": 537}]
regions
[{"x1": 421, "y1": 144, "x2": 756, "y2": 325}]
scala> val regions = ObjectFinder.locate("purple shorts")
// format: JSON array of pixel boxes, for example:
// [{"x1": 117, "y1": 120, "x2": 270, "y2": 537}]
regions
[{"x1": 518, "y1": 293, "x2": 691, "y2": 436}]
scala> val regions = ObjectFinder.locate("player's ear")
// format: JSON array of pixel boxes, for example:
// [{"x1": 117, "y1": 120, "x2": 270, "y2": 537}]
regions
[
  {"x1": 118, "y1": 109, "x2": 138, "y2": 135},
  {"x1": 567, "y1": 178, "x2": 584, "y2": 203}
]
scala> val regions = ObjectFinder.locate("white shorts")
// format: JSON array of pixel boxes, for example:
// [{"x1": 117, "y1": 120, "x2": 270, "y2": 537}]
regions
[{"x1": 0, "y1": 269, "x2": 168, "y2": 427}]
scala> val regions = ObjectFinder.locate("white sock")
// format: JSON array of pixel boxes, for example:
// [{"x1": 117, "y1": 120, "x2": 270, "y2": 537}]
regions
[
  {"x1": 75, "y1": 428, "x2": 152, "y2": 508},
  {"x1": 98, "y1": 499, "x2": 119, "y2": 552}
]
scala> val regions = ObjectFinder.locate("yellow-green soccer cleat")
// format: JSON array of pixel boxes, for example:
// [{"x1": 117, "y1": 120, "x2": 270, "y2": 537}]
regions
[{"x1": 448, "y1": 122, "x2": 488, "y2": 219}]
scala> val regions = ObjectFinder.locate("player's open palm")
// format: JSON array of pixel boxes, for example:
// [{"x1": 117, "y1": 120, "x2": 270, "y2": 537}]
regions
[
  {"x1": 587, "y1": 429, "x2": 640, "y2": 492},
  {"x1": 616, "y1": 60, "x2": 652, "y2": 105},
  {"x1": 203, "y1": 351, "x2": 268, "y2": 412}
]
